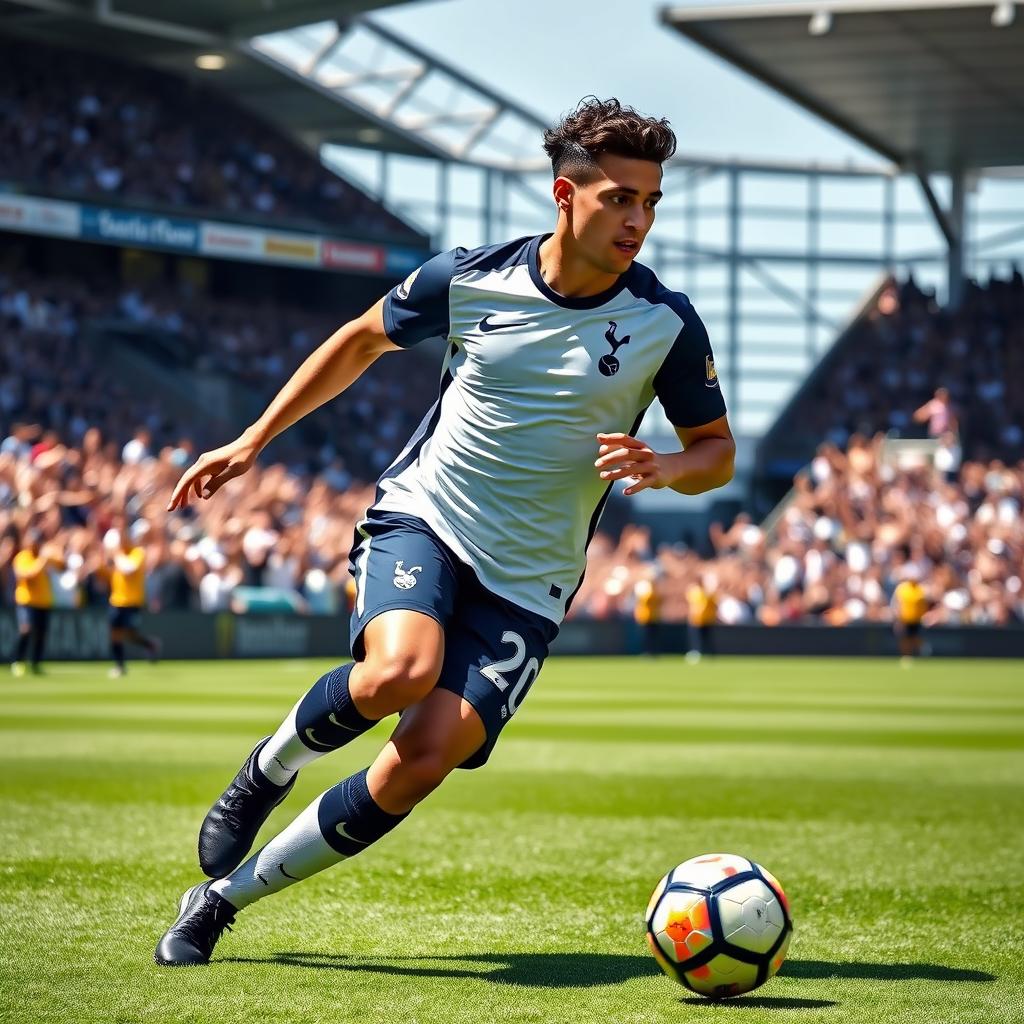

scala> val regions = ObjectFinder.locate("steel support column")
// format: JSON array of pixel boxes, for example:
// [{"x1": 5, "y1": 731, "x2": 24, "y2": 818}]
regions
[
  {"x1": 727, "y1": 167, "x2": 741, "y2": 415},
  {"x1": 806, "y1": 172, "x2": 820, "y2": 362},
  {"x1": 948, "y1": 168, "x2": 966, "y2": 307}
]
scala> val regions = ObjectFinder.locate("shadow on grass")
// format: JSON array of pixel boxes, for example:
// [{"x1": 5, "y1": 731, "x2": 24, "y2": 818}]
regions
[
  {"x1": 222, "y1": 951, "x2": 659, "y2": 988},
  {"x1": 680, "y1": 997, "x2": 837, "y2": 1009},
  {"x1": 782, "y1": 960, "x2": 995, "y2": 983},
  {"x1": 221, "y1": 952, "x2": 994, "y2": 992}
]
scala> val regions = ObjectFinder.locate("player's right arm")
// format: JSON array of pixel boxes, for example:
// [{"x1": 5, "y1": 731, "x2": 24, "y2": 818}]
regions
[{"x1": 168, "y1": 299, "x2": 397, "y2": 509}]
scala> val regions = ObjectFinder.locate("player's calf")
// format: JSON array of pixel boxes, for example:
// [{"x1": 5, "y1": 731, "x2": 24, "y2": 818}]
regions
[
  {"x1": 207, "y1": 768, "x2": 408, "y2": 912},
  {"x1": 199, "y1": 663, "x2": 380, "y2": 876}
]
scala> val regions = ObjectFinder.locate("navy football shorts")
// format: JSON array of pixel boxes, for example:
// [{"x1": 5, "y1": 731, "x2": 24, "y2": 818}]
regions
[
  {"x1": 15, "y1": 606, "x2": 49, "y2": 632},
  {"x1": 349, "y1": 510, "x2": 559, "y2": 769},
  {"x1": 109, "y1": 606, "x2": 141, "y2": 630}
]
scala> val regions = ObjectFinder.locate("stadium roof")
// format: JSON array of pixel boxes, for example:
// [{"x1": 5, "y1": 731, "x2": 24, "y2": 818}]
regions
[
  {"x1": 660, "y1": 0, "x2": 1024, "y2": 173},
  {"x1": 0, "y1": 0, "x2": 441, "y2": 159}
]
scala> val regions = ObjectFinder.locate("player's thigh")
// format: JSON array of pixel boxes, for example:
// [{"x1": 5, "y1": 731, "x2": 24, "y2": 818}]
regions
[
  {"x1": 349, "y1": 512, "x2": 459, "y2": 693},
  {"x1": 108, "y1": 606, "x2": 136, "y2": 634},
  {"x1": 366, "y1": 688, "x2": 486, "y2": 814},
  {"x1": 360, "y1": 608, "x2": 446, "y2": 689},
  {"x1": 435, "y1": 580, "x2": 558, "y2": 771}
]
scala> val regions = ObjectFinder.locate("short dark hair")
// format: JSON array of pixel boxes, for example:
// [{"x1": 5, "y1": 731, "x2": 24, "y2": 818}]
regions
[{"x1": 543, "y1": 97, "x2": 677, "y2": 181}]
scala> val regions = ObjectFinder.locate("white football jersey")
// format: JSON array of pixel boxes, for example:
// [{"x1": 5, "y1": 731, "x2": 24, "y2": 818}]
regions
[{"x1": 372, "y1": 233, "x2": 726, "y2": 624}]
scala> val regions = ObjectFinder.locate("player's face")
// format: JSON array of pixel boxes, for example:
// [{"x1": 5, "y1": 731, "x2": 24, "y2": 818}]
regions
[{"x1": 567, "y1": 155, "x2": 663, "y2": 274}]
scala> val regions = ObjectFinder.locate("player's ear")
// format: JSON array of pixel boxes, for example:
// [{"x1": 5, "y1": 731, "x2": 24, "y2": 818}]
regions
[{"x1": 552, "y1": 175, "x2": 574, "y2": 212}]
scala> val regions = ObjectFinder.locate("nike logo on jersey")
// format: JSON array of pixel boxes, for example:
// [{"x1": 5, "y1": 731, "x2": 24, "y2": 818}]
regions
[{"x1": 478, "y1": 314, "x2": 532, "y2": 333}]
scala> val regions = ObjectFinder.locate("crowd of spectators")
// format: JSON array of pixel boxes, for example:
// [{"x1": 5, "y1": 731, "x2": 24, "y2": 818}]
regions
[
  {"x1": 3, "y1": 259, "x2": 1023, "y2": 626},
  {"x1": 577, "y1": 433, "x2": 1024, "y2": 627},
  {"x1": 0, "y1": 37, "x2": 424, "y2": 244},
  {"x1": 3, "y1": 419, "x2": 1022, "y2": 628},
  {"x1": 0, "y1": 424, "x2": 375, "y2": 616},
  {"x1": 0, "y1": 267, "x2": 434, "y2": 482},
  {"x1": 774, "y1": 272, "x2": 1024, "y2": 465}
]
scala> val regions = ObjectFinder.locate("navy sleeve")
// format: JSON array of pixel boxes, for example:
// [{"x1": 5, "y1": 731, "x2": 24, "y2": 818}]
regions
[
  {"x1": 652, "y1": 305, "x2": 728, "y2": 428},
  {"x1": 382, "y1": 248, "x2": 458, "y2": 348}
]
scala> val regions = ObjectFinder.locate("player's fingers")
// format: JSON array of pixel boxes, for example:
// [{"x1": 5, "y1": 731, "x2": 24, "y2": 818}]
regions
[
  {"x1": 168, "y1": 467, "x2": 203, "y2": 510},
  {"x1": 596, "y1": 432, "x2": 645, "y2": 450},
  {"x1": 599, "y1": 463, "x2": 643, "y2": 480},
  {"x1": 623, "y1": 474, "x2": 655, "y2": 496},
  {"x1": 595, "y1": 447, "x2": 633, "y2": 468},
  {"x1": 201, "y1": 460, "x2": 248, "y2": 498},
  {"x1": 595, "y1": 446, "x2": 651, "y2": 469}
]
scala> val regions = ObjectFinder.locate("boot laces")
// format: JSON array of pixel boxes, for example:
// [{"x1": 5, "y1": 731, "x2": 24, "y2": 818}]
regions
[{"x1": 179, "y1": 892, "x2": 236, "y2": 957}]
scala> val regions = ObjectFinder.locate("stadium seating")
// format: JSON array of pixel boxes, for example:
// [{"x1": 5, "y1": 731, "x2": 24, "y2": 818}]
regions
[
  {"x1": 2, "y1": 265, "x2": 1021, "y2": 625},
  {"x1": 0, "y1": 267, "x2": 434, "y2": 482},
  {"x1": 0, "y1": 36, "x2": 426, "y2": 245},
  {"x1": 577, "y1": 432, "x2": 1023, "y2": 627},
  {"x1": 762, "y1": 273, "x2": 1024, "y2": 473}
]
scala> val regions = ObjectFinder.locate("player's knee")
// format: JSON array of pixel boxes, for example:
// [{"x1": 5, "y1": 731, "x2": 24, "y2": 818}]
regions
[
  {"x1": 358, "y1": 651, "x2": 441, "y2": 710},
  {"x1": 392, "y1": 747, "x2": 449, "y2": 803}
]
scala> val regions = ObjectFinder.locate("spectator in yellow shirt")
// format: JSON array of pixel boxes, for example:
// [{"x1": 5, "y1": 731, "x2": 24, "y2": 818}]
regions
[
  {"x1": 103, "y1": 533, "x2": 161, "y2": 678},
  {"x1": 686, "y1": 576, "x2": 718, "y2": 664},
  {"x1": 633, "y1": 576, "x2": 661, "y2": 656},
  {"x1": 11, "y1": 530, "x2": 63, "y2": 676},
  {"x1": 892, "y1": 572, "x2": 928, "y2": 665}
]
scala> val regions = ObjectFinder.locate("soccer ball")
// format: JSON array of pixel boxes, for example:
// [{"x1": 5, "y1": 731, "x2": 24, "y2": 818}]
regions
[{"x1": 645, "y1": 853, "x2": 792, "y2": 999}]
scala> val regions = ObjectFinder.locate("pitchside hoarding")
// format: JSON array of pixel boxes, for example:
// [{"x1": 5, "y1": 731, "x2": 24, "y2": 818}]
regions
[
  {"x1": 1, "y1": 610, "x2": 1021, "y2": 660},
  {"x1": 0, "y1": 190, "x2": 432, "y2": 277}
]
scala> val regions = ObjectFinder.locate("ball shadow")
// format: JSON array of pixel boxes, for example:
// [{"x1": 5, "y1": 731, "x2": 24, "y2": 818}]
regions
[
  {"x1": 680, "y1": 996, "x2": 838, "y2": 1009},
  {"x1": 782, "y1": 959, "x2": 996, "y2": 983}
]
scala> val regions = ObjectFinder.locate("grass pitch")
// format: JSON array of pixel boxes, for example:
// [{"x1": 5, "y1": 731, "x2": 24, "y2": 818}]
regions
[{"x1": 1, "y1": 656, "x2": 1022, "y2": 1024}]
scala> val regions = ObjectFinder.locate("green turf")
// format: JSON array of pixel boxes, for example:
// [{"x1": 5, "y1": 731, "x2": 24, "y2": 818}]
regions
[{"x1": 1, "y1": 656, "x2": 1022, "y2": 1024}]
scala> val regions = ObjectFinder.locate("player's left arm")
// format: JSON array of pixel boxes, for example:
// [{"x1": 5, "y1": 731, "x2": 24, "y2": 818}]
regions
[
  {"x1": 595, "y1": 416, "x2": 735, "y2": 496},
  {"x1": 596, "y1": 301, "x2": 735, "y2": 496}
]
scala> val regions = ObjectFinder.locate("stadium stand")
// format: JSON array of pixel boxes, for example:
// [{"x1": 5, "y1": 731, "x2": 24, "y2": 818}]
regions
[
  {"x1": 761, "y1": 272, "x2": 1024, "y2": 480},
  {"x1": 0, "y1": 36, "x2": 426, "y2": 245},
  {"x1": 0, "y1": 264, "x2": 435, "y2": 482},
  {"x1": 4, "y1": 411, "x2": 1021, "y2": 625},
  {"x1": 577, "y1": 431, "x2": 1023, "y2": 628}
]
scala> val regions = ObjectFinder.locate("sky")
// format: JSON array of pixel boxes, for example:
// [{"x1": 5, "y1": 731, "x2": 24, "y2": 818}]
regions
[
  {"x1": 317, "y1": 0, "x2": 1021, "y2": 440},
  {"x1": 372, "y1": 0, "x2": 884, "y2": 168}
]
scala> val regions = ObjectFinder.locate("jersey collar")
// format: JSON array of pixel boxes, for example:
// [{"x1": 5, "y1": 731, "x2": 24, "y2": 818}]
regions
[{"x1": 527, "y1": 234, "x2": 632, "y2": 310}]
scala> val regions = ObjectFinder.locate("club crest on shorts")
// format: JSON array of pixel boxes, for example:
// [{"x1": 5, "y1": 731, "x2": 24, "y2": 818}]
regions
[
  {"x1": 705, "y1": 354, "x2": 719, "y2": 388},
  {"x1": 393, "y1": 559, "x2": 422, "y2": 590}
]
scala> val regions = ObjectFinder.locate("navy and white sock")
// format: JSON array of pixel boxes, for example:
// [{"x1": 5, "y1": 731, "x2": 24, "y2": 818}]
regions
[
  {"x1": 256, "y1": 664, "x2": 376, "y2": 785},
  {"x1": 210, "y1": 769, "x2": 406, "y2": 910}
]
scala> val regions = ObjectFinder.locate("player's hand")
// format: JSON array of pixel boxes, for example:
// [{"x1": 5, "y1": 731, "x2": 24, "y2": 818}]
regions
[
  {"x1": 167, "y1": 437, "x2": 259, "y2": 511},
  {"x1": 594, "y1": 432, "x2": 675, "y2": 497}
]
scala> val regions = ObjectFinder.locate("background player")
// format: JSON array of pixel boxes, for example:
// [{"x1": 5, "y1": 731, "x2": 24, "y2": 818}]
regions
[
  {"x1": 633, "y1": 574, "x2": 661, "y2": 656},
  {"x1": 686, "y1": 573, "x2": 718, "y2": 663},
  {"x1": 10, "y1": 529, "x2": 63, "y2": 676},
  {"x1": 892, "y1": 570, "x2": 929, "y2": 666},
  {"x1": 155, "y1": 97, "x2": 735, "y2": 966},
  {"x1": 102, "y1": 531, "x2": 160, "y2": 678}
]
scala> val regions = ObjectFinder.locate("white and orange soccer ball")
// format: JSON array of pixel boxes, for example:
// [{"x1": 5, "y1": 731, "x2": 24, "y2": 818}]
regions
[{"x1": 645, "y1": 853, "x2": 793, "y2": 999}]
